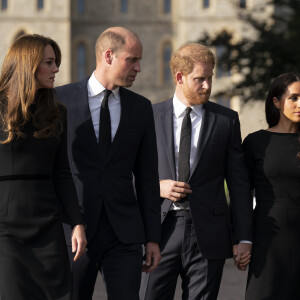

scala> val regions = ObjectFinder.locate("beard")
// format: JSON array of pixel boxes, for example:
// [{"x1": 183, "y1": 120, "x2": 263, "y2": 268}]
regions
[{"x1": 183, "y1": 85, "x2": 210, "y2": 106}]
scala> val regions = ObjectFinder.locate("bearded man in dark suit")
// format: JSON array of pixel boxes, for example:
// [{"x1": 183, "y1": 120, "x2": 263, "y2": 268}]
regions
[
  {"x1": 140, "y1": 43, "x2": 253, "y2": 300},
  {"x1": 56, "y1": 27, "x2": 161, "y2": 300}
]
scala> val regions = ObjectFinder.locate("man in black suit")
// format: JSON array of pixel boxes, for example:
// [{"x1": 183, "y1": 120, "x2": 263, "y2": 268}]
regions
[
  {"x1": 140, "y1": 43, "x2": 253, "y2": 300},
  {"x1": 56, "y1": 27, "x2": 161, "y2": 300}
]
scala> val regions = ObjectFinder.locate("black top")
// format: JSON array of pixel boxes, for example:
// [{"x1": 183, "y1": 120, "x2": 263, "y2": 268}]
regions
[
  {"x1": 0, "y1": 105, "x2": 83, "y2": 238},
  {"x1": 243, "y1": 130, "x2": 300, "y2": 209},
  {"x1": 243, "y1": 130, "x2": 300, "y2": 300}
]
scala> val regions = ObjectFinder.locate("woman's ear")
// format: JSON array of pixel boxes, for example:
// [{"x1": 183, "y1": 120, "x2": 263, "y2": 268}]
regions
[{"x1": 273, "y1": 97, "x2": 280, "y2": 109}]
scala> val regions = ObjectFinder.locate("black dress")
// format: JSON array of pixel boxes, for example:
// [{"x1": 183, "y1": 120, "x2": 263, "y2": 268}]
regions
[
  {"x1": 243, "y1": 130, "x2": 300, "y2": 300},
  {"x1": 0, "y1": 106, "x2": 83, "y2": 300}
]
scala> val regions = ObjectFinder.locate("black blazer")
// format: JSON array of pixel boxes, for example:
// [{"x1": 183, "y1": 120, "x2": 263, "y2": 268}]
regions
[
  {"x1": 55, "y1": 78, "x2": 161, "y2": 245},
  {"x1": 154, "y1": 98, "x2": 253, "y2": 259}
]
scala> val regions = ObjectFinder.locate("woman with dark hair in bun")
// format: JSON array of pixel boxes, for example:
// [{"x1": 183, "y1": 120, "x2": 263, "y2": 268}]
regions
[
  {"x1": 243, "y1": 73, "x2": 300, "y2": 299},
  {"x1": 0, "y1": 34, "x2": 87, "y2": 299}
]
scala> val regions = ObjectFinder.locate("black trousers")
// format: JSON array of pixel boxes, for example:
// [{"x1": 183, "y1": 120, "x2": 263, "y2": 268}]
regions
[
  {"x1": 70, "y1": 209, "x2": 143, "y2": 300},
  {"x1": 140, "y1": 210, "x2": 225, "y2": 300}
]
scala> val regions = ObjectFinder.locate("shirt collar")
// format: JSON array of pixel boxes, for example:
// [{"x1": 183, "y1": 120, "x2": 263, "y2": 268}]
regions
[
  {"x1": 173, "y1": 94, "x2": 203, "y2": 118},
  {"x1": 88, "y1": 72, "x2": 119, "y2": 98}
]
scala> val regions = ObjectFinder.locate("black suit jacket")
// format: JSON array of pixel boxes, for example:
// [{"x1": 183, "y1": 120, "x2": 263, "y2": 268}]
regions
[
  {"x1": 55, "y1": 78, "x2": 161, "y2": 246},
  {"x1": 154, "y1": 98, "x2": 253, "y2": 259}
]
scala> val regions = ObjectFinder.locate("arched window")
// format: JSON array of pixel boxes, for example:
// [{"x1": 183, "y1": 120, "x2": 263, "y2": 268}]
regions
[
  {"x1": 77, "y1": 0, "x2": 85, "y2": 14},
  {"x1": 77, "y1": 44, "x2": 86, "y2": 81},
  {"x1": 203, "y1": 0, "x2": 209, "y2": 9},
  {"x1": 216, "y1": 96, "x2": 230, "y2": 108},
  {"x1": 164, "y1": 0, "x2": 171, "y2": 14},
  {"x1": 120, "y1": 0, "x2": 128, "y2": 13},
  {"x1": 1, "y1": 0, "x2": 8, "y2": 10},
  {"x1": 163, "y1": 43, "x2": 172, "y2": 83},
  {"x1": 37, "y1": 0, "x2": 44, "y2": 10},
  {"x1": 240, "y1": 0, "x2": 246, "y2": 8},
  {"x1": 216, "y1": 45, "x2": 230, "y2": 78}
]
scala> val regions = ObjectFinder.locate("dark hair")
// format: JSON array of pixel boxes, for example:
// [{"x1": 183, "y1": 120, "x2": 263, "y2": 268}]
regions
[
  {"x1": 265, "y1": 72, "x2": 300, "y2": 159},
  {"x1": 265, "y1": 73, "x2": 300, "y2": 127},
  {"x1": 0, "y1": 34, "x2": 62, "y2": 143}
]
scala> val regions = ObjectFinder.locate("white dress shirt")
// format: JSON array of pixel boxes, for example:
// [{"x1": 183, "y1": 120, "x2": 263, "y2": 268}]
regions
[
  {"x1": 171, "y1": 95, "x2": 203, "y2": 210},
  {"x1": 87, "y1": 72, "x2": 121, "y2": 141}
]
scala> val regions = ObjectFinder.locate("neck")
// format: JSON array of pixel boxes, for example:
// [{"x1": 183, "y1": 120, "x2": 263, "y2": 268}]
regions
[
  {"x1": 268, "y1": 119, "x2": 299, "y2": 134},
  {"x1": 174, "y1": 87, "x2": 191, "y2": 107}
]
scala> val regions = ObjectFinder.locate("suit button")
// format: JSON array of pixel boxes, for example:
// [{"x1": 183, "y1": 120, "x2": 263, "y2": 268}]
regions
[{"x1": 162, "y1": 212, "x2": 167, "y2": 216}]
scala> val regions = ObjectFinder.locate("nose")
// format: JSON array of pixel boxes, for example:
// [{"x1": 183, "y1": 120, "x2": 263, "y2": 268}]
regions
[
  {"x1": 297, "y1": 98, "x2": 300, "y2": 107},
  {"x1": 53, "y1": 63, "x2": 59, "y2": 73},
  {"x1": 202, "y1": 80, "x2": 210, "y2": 90},
  {"x1": 134, "y1": 61, "x2": 141, "y2": 73}
]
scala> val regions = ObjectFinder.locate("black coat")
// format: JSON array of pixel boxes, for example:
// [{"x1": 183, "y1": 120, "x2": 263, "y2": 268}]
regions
[
  {"x1": 153, "y1": 98, "x2": 253, "y2": 259},
  {"x1": 56, "y1": 78, "x2": 161, "y2": 246}
]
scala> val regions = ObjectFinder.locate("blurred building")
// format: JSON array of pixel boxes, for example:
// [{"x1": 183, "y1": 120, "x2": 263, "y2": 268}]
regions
[{"x1": 0, "y1": 0, "x2": 270, "y2": 134}]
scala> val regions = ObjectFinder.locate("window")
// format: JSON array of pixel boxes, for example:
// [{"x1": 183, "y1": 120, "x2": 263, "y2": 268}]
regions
[
  {"x1": 240, "y1": 0, "x2": 246, "y2": 8},
  {"x1": 77, "y1": 0, "x2": 85, "y2": 14},
  {"x1": 216, "y1": 96, "x2": 230, "y2": 108},
  {"x1": 164, "y1": 0, "x2": 171, "y2": 14},
  {"x1": 120, "y1": 0, "x2": 128, "y2": 13},
  {"x1": 1, "y1": 0, "x2": 7, "y2": 10},
  {"x1": 203, "y1": 0, "x2": 209, "y2": 9},
  {"x1": 163, "y1": 43, "x2": 172, "y2": 83},
  {"x1": 216, "y1": 45, "x2": 230, "y2": 78},
  {"x1": 37, "y1": 0, "x2": 44, "y2": 10},
  {"x1": 77, "y1": 44, "x2": 86, "y2": 81}
]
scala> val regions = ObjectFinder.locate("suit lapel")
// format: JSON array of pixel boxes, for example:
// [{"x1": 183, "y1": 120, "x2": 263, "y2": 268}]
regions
[
  {"x1": 161, "y1": 99, "x2": 176, "y2": 180},
  {"x1": 75, "y1": 79, "x2": 102, "y2": 164},
  {"x1": 190, "y1": 102, "x2": 215, "y2": 178}
]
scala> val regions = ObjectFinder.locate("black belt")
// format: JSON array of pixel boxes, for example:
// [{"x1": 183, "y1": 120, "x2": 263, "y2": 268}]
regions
[{"x1": 0, "y1": 175, "x2": 50, "y2": 181}]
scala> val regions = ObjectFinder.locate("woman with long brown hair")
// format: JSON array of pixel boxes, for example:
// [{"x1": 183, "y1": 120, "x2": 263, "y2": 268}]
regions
[
  {"x1": 243, "y1": 73, "x2": 300, "y2": 299},
  {"x1": 0, "y1": 34, "x2": 87, "y2": 299}
]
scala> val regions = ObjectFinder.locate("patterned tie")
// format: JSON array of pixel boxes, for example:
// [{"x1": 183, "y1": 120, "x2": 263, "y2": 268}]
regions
[
  {"x1": 99, "y1": 89, "x2": 112, "y2": 160},
  {"x1": 177, "y1": 107, "x2": 192, "y2": 204}
]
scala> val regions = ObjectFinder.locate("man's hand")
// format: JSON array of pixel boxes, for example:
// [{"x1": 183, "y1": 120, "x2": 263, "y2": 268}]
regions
[
  {"x1": 160, "y1": 179, "x2": 192, "y2": 202},
  {"x1": 233, "y1": 243, "x2": 252, "y2": 271},
  {"x1": 142, "y1": 242, "x2": 161, "y2": 273},
  {"x1": 71, "y1": 224, "x2": 87, "y2": 262}
]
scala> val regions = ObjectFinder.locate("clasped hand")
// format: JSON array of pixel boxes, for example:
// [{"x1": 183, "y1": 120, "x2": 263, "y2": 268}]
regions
[{"x1": 160, "y1": 179, "x2": 192, "y2": 202}]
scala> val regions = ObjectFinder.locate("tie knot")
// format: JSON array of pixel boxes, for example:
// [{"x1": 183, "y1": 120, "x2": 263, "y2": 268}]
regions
[
  {"x1": 104, "y1": 89, "x2": 112, "y2": 99},
  {"x1": 185, "y1": 107, "x2": 192, "y2": 115},
  {"x1": 102, "y1": 89, "x2": 112, "y2": 108}
]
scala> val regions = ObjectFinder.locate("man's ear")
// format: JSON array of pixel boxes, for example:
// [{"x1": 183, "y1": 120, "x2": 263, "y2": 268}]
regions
[
  {"x1": 176, "y1": 72, "x2": 184, "y2": 84},
  {"x1": 273, "y1": 97, "x2": 280, "y2": 109},
  {"x1": 104, "y1": 49, "x2": 113, "y2": 65}
]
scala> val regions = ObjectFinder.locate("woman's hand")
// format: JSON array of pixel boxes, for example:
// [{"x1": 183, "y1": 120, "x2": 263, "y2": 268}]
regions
[{"x1": 71, "y1": 224, "x2": 87, "y2": 262}]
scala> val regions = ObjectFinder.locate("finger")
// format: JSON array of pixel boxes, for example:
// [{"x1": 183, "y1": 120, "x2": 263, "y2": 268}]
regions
[
  {"x1": 145, "y1": 251, "x2": 152, "y2": 267},
  {"x1": 239, "y1": 255, "x2": 251, "y2": 263},
  {"x1": 71, "y1": 236, "x2": 77, "y2": 254},
  {"x1": 173, "y1": 187, "x2": 192, "y2": 194},
  {"x1": 234, "y1": 254, "x2": 241, "y2": 266},
  {"x1": 171, "y1": 192, "x2": 186, "y2": 199},
  {"x1": 175, "y1": 181, "x2": 191, "y2": 189},
  {"x1": 146, "y1": 254, "x2": 161, "y2": 273}
]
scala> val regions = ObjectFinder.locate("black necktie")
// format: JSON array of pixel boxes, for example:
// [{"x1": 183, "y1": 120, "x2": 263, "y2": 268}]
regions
[
  {"x1": 99, "y1": 89, "x2": 112, "y2": 160},
  {"x1": 178, "y1": 107, "x2": 192, "y2": 183},
  {"x1": 176, "y1": 107, "x2": 192, "y2": 205}
]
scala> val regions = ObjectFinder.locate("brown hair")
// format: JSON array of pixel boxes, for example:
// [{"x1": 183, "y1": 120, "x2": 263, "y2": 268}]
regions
[
  {"x1": 170, "y1": 43, "x2": 215, "y2": 82},
  {"x1": 0, "y1": 34, "x2": 62, "y2": 144}
]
